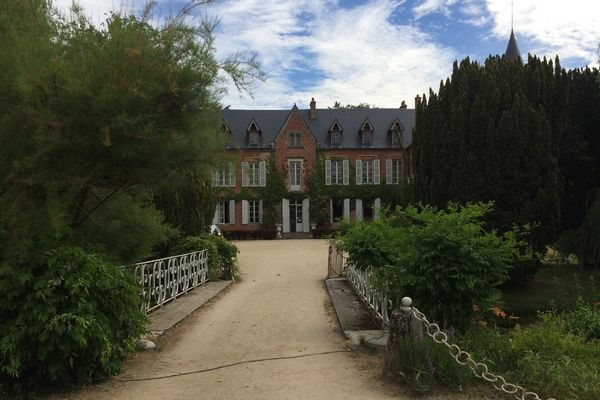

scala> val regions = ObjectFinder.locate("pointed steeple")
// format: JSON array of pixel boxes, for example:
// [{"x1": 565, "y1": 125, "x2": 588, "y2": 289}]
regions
[{"x1": 504, "y1": 29, "x2": 521, "y2": 61}]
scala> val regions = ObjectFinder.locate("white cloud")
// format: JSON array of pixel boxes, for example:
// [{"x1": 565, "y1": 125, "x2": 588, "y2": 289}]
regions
[
  {"x1": 413, "y1": 0, "x2": 458, "y2": 19},
  {"x1": 214, "y1": 0, "x2": 457, "y2": 108},
  {"x1": 484, "y1": 0, "x2": 600, "y2": 66}
]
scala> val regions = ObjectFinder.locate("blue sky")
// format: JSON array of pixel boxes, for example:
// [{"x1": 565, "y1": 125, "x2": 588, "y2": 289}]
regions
[{"x1": 54, "y1": 0, "x2": 600, "y2": 109}]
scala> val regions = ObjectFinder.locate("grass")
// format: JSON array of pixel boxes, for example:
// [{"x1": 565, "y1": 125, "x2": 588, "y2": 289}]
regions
[{"x1": 502, "y1": 263, "x2": 600, "y2": 323}]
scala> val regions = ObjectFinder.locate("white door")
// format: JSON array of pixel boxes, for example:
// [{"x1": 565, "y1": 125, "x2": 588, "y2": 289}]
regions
[{"x1": 290, "y1": 198, "x2": 303, "y2": 232}]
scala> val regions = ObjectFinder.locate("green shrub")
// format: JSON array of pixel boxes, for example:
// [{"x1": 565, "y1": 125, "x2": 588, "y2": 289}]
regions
[
  {"x1": 0, "y1": 247, "x2": 147, "y2": 387},
  {"x1": 339, "y1": 202, "x2": 528, "y2": 330},
  {"x1": 173, "y1": 234, "x2": 238, "y2": 280},
  {"x1": 561, "y1": 300, "x2": 600, "y2": 341}
]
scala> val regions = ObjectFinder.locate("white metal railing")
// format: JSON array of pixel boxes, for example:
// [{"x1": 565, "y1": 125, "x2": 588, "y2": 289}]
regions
[
  {"x1": 345, "y1": 262, "x2": 393, "y2": 327},
  {"x1": 327, "y1": 242, "x2": 347, "y2": 278},
  {"x1": 123, "y1": 250, "x2": 209, "y2": 313}
]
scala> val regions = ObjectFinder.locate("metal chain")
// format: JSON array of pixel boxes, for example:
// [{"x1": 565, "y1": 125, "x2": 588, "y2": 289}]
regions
[{"x1": 409, "y1": 307, "x2": 556, "y2": 400}]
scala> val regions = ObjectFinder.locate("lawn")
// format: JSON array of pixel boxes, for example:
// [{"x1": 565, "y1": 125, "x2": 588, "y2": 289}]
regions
[{"x1": 502, "y1": 263, "x2": 600, "y2": 322}]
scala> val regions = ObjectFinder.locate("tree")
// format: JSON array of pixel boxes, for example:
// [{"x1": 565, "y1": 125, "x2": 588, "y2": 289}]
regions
[{"x1": 0, "y1": 0, "x2": 263, "y2": 387}]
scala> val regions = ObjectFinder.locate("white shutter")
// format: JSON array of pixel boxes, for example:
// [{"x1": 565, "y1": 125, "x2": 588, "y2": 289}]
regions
[
  {"x1": 259, "y1": 161, "x2": 266, "y2": 187},
  {"x1": 212, "y1": 204, "x2": 219, "y2": 225},
  {"x1": 355, "y1": 160, "x2": 363, "y2": 185},
  {"x1": 242, "y1": 200, "x2": 249, "y2": 224},
  {"x1": 374, "y1": 198, "x2": 381, "y2": 220},
  {"x1": 242, "y1": 162, "x2": 249, "y2": 187},
  {"x1": 343, "y1": 160, "x2": 349, "y2": 185},
  {"x1": 386, "y1": 159, "x2": 392, "y2": 184},
  {"x1": 325, "y1": 159, "x2": 332, "y2": 185},
  {"x1": 229, "y1": 161, "x2": 236, "y2": 187},
  {"x1": 343, "y1": 198, "x2": 350, "y2": 221},
  {"x1": 374, "y1": 159, "x2": 380, "y2": 184},
  {"x1": 355, "y1": 199, "x2": 363, "y2": 221},
  {"x1": 282, "y1": 198, "x2": 290, "y2": 233},
  {"x1": 228, "y1": 200, "x2": 236, "y2": 224},
  {"x1": 302, "y1": 198, "x2": 310, "y2": 232},
  {"x1": 259, "y1": 200, "x2": 263, "y2": 224}
]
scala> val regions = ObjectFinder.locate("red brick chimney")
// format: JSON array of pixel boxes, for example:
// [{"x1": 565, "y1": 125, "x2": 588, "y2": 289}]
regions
[
  {"x1": 309, "y1": 97, "x2": 317, "y2": 120},
  {"x1": 415, "y1": 94, "x2": 422, "y2": 109}
]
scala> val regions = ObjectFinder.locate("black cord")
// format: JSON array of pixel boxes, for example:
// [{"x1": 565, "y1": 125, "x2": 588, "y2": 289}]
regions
[{"x1": 111, "y1": 349, "x2": 353, "y2": 382}]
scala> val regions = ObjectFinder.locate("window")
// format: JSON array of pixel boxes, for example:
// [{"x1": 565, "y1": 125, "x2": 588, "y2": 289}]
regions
[
  {"x1": 218, "y1": 201, "x2": 230, "y2": 224},
  {"x1": 248, "y1": 131, "x2": 260, "y2": 147},
  {"x1": 391, "y1": 132, "x2": 400, "y2": 146},
  {"x1": 386, "y1": 159, "x2": 403, "y2": 184},
  {"x1": 288, "y1": 160, "x2": 302, "y2": 191},
  {"x1": 242, "y1": 161, "x2": 266, "y2": 187},
  {"x1": 213, "y1": 162, "x2": 235, "y2": 187},
  {"x1": 330, "y1": 131, "x2": 340, "y2": 146},
  {"x1": 331, "y1": 198, "x2": 344, "y2": 222},
  {"x1": 325, "y1": 159, "x2": 349, "y2": 185},
  {"x1": 356, "y1": 159, "x2": 380, "y2": 185},
  {"x1": 288, "y1": 132, "x2": 302, "y2": 147},
  {"x1": 362, "y1": 160, "x2": 374, "y2": 184},
  {"x1": 362, "y1": 130, "x2": 372, "y2": 145},
  {"x1": 249, "y1": 200, "x2": 261, "y2": 223}
]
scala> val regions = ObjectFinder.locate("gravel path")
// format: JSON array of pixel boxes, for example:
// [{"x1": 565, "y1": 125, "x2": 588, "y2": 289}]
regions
[{"x1": 53, "y1": 240, "x2": 474, "y2": 400}]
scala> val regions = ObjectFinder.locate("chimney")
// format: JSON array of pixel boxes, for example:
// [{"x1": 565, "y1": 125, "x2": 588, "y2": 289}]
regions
[
  {"x1": 415, "y1": 94, "x2": 422, "y2": 109},
  {"x1": 309, "y1": 97, "x2": 317, "y2": 120},
  {"x1": 400, "y1": 100, "x2": 407, "y2": 109}
]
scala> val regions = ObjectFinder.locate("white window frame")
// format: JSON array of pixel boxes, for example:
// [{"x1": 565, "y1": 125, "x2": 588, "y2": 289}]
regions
[
  {"x1": 248, "y1": 131, "x2": 260, "y2": 147},
  {"x1": 288, "y1": 159, "x2": 303, "y2": 191},
  {"x1": 387, "y1": 159, "x2": 403, "y2": 184},
  {"x1": 362, "y1": 130, "x2": 372, "y2": 146},
  {"x1": 249, "y1": 200, "x2": 262, "y2": 224},
  {"x1": 330, "y1": 131, "x2": 340, "y2": 146},
  {"x1": 242, "y1": 161, "x2": 266, "y2": 187},
  {"x1": 212, "y1": 161, "x2": 236, "y2": 187},
  {"x1": 356, "y1": 159, "x2": 379, "y2": 185}
]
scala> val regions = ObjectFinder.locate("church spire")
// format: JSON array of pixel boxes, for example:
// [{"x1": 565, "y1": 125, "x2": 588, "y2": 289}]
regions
[{"x1": 504, "y1": 2, "x2": 521, "y2": 61}]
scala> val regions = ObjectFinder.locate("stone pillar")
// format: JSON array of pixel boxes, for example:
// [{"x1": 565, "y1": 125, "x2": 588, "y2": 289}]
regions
[{"x1": 385, "y1": 297, "x2": 423, "y2": 371}]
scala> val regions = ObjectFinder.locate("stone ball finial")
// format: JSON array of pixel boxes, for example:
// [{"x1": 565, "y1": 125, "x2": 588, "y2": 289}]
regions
[{"x1": 401, "y1": 297, "x2": 412, "y2": 307}]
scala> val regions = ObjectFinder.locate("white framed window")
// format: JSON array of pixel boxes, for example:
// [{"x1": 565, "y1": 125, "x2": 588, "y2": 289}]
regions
[
  {"x1": 217, "y1": 200, "x2": 236, "y2": 224},
  {"x1": 355, "y1": 159, "x2": 380, "y2": 185},
  {"x1": 288, "y1": 132, "x2": 302, "y2": 147},
  {"x1": 242, "y1": 161, "x2": 266, "y2": 187},
  {"x1": 288, "y1": 159, "x2": 303, "y2": 191},
  {"x1": 391, "y1": 132, "x2": 400, "y2": 146},
  {"x1": 325, "y1": 159, "x2": 349, "y2": 185},
  {"x1": 386, "y1": 159, "x2": 403, "y2": 184},
  {"x1": 249, "y1": 200, "x2": 262, "y2": 223},
  {"x1": 212, "y1": 161, "x2": 236, "y2": 187}
]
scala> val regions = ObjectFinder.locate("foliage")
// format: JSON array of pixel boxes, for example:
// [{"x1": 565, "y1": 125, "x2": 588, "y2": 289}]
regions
[
  {"x1": 154, "y1": 172, "x2": 218, "y2": 237},
  {"x1": 413, "y1": 55, "x2": 600, "y2": 252},
  {"x1": 331, "y1": 101, "x2": 377, "y2": 109},
  {"x1": 0, "y1": 247, "x2": 147, "y2": 387},
  {"x1": 386, "y1": 338, "x2": 472, "y2": 393},
  {"x1": 173, "y1": 234, "x2": 239, "y2": 280},
  {"x1": 307, "y1": 156, "x2": 412, "y2": 226},
  {"x1": 338, "y1": 203, "x2": 528, "y2": 330},
  {"x1": 560, "y1": 299, "x2": 600, "y2": 341},
  {"x1": 0, "y1": 0, "x2": 260, "y2": 389}
]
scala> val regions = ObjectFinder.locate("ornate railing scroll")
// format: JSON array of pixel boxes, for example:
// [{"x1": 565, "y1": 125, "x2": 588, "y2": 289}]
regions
[
  {"x1": 123, "y1": 250, "x2": 209, "y2": 314},
  {"x1": 345, "y1": 263, "x2": 393, "y2": 327}
]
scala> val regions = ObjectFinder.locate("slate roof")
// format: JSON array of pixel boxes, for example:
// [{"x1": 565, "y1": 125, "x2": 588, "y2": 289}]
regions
[
  {"x1": 221, "y1": 107, "x2": 415, "y2": 149},
  {"x1": 505, "y1": 29, "x2": 521, "y2": 61}
]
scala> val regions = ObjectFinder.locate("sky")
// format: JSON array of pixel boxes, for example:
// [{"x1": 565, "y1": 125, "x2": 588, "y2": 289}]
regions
[{"x1": 53, "y1": 0, "x2": 600, "y2": 109}]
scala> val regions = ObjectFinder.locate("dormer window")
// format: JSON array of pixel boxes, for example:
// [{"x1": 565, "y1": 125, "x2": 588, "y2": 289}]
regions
[
  {"x1": 389, "y1": 119, "x2": 404, "y2": 147},
  {"x1": 246, "y1": 120, "x2": 261, "y2": 148},
  {"x1": 220, "y1": 120, "x2": 232, "y2": 136},
  {"x1": 328, "y1": 119, "x2": 343, "y2": 147},
  {"x1": 360, "y1": 120, "x2": 373, "y2": 146}
]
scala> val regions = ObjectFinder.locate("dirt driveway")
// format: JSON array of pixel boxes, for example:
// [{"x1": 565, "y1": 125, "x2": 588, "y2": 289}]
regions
[{"x1": 53, "y1": 240, "x2": 473, "y2": 400}]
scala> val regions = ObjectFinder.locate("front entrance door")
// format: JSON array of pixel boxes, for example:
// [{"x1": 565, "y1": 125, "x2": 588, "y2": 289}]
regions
[{"x1": 289, "y1": 198, "x2": 304, "y2": 232}]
